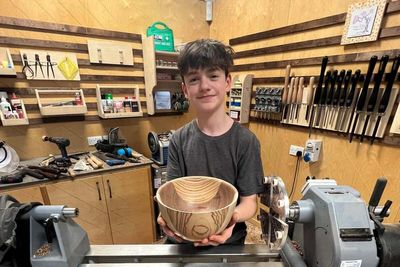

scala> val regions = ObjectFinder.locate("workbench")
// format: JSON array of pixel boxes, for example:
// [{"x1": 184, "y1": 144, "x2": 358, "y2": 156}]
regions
[{"x1": 0, "y1": 153, "x2": 156, "y2": 245}]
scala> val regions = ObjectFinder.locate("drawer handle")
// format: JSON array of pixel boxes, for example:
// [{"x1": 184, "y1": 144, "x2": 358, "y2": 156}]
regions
[
  {"x1": 96, "y1": 181, "x2": 102, "y2": 201},
  {"x1": 107, "y1": 179, "x2": 112, "y2": 199}
]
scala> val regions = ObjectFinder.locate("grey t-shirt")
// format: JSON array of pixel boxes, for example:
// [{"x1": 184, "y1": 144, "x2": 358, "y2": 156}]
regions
[{"x1": 166, "y1": 120, "x2": 265, "y2": 243}]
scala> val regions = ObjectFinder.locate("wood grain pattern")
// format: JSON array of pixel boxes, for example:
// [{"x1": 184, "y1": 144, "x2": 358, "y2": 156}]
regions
[
  {"x1": 46, "y1": 175, "x2": 114, "y2": 244},
  {"x1": 156, "y1": 176, "x2": 238, "y2": 241},
  {"x1": 229, "y1": 1, "x2": 400, "y2": 46},
  {"x1": 0, "y1": 15, "x2": 142, "y2": 41},
  {"x1": 1, "y1": 185, "x2": 44, "y2": 203},
  {"x1": 103, "y1": 167, "x2": 155, "y2": 244}
]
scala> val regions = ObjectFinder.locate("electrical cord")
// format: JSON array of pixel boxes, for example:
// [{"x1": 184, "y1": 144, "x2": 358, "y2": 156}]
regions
[
  {"x1": 289, "y1": 151, "x2": 302, "y2": 199},
  {"x1": 0, "y1": 141, "x2": 7, "y2": 164}
]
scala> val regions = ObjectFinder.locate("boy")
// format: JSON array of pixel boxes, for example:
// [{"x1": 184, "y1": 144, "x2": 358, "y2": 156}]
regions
[{"x1": 157, "y1": 39, "x2": 265, "y2": 246}]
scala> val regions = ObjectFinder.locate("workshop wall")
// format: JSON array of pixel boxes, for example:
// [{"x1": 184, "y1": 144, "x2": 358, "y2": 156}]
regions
[
  {"x1": 0, "y1": 0, "x2": 208, "y2": 159},
  {"x1": 211, "y1": 0, "x2": 400, "y2": 223}
]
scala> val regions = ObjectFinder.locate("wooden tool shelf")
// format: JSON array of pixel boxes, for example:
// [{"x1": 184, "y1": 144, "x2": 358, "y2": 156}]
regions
[
  {"x1": 35, "y1": 89, "x2": 87, "y2": 116},
  {"x1": 0, "y1": 48, "x2": 17, "y2": 76},
  {"x1": 96, "y1": 84, "x2": 143, "y2": 119},
  {"x1": 0, "y1": 99, "x2": 29, "y2": 126},
  {"x1": 142, "y1": 36, "x2": 183, "y2": 115},
  {"x1": 228, "y1": 74, "x2": 253, "y2": 123}
]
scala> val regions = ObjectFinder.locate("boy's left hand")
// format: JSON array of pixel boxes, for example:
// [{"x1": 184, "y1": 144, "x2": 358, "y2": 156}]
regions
[{"x1": 194, "y1": 212, "x2": 239, "y2": 246}]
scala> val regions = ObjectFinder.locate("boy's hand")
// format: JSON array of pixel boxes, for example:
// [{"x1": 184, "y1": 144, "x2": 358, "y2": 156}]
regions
[
  {"x1": 157, "y1": 215, "x2": 183, "y2": 242},
  {"x1": 194, "y1": 212, "x2": 239, "y2": 247}
]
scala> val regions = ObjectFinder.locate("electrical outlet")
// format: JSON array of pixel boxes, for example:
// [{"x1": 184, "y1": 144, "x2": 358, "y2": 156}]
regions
[
  {"x1": 304, "y1": 139, "x2": 322, "y2": 162},
  {"x1": 289, "y1": 145, "x2": 304, "y2": 156},
  {"x1": 87, "y1": 136, "x2": 103, "y2": 146}
]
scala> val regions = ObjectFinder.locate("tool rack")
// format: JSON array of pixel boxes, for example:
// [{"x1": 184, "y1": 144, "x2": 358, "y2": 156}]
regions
[
  {"x1": 96, "y1": 84, "x2": 143, "y2": 119},
  {"x1": 0, "y1": 48, "x2": 17, "y2": 76},
  {"x1": 142, "y1": 35, "x2": 183, "y2": 115},
  {"x1": 35, "y1": 89, "x2": 87, "y2": 116},
  {"x1": 0, "y1": 99, "x2": 29, "y2": 126},
  {"x1": 229, "y1": 74, "x2": 253, "y2": 123}
]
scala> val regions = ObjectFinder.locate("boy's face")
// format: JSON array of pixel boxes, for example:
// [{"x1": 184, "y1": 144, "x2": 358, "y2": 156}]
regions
[{"x1": 182, "y1": 67, "x2": 231, "y2": 114}]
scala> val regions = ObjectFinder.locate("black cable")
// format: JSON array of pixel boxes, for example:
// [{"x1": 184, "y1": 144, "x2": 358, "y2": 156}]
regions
[
  {"x1": 289, "y1": 153, "x2": 302, "y2": 199},
  {"x1": 0, "y1": 141, "x2": 7, "y2": 164}
]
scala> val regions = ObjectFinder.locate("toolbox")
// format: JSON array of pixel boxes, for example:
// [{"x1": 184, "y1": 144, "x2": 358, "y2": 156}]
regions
[{"x1": 146, "y1": 22, "x2": 175, "y2": 52}]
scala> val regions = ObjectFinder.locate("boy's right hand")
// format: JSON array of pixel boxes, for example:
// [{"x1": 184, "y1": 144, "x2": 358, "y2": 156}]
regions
[{"x1": 157, "y1": 215, "x2": 183, "y2": 242}]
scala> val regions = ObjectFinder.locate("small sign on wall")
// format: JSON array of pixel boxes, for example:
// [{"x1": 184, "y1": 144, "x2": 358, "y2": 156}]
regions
[
  {"x1": 87, "y1": 39, "x2": 134, "y2": 66},
  {"x1": 341, "y1": 0, "x2": 387, "y2": 45},
  {"x1": 20, "y1": 49, "x2": 80, "y2": 80}
]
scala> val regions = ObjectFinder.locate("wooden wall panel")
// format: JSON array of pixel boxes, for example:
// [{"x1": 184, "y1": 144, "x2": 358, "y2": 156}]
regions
[
  {"x1": 212, "y1": 0, "x2": 400, "y2": 223},
  {"x1": 0, "y1": 0, "x2": 207, "y2": 160}
]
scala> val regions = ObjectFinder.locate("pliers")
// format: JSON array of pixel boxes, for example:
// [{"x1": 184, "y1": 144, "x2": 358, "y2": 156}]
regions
[
  {"x1": 22, "y1": 53, "x2": 34, "y2": 78},
  {"x1": 34, "y1": 54, "x2": 45, "y2": 78},
  {"x1": 46, "y1": 54, "x2": 56, "y2": 78}
]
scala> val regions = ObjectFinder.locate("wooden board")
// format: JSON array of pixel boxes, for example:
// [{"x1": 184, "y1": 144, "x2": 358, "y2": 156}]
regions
[
  {"x1": 88, "y1": 39, "x2": 134, "y2": 66},
  {"x1": 20, "y1": 49, "x2": 81, "y2": 81}
]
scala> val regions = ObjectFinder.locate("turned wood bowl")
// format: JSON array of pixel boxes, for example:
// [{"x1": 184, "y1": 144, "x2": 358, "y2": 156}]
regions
[{"x1": 156, "y1": 176, "x2": 238, "y2": 241}]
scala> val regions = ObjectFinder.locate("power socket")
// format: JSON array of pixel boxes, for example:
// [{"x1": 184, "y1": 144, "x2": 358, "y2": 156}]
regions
[
  {"x1": 289, "y1": 145, "x2": 304, "y2": 156},
  {"x1": 87, "y1": 136, "x2": 103, "y2": 146}
]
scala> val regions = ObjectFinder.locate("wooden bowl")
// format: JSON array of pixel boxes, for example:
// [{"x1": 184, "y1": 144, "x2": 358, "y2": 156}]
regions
[{"x1": 156, "y1": 176, "x2": 238, "y2": 241}]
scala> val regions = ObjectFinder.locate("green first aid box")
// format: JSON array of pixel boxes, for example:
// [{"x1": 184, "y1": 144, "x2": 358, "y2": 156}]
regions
[{"x1": 146, "y1": 22, "x2": 175, "y2": 52}]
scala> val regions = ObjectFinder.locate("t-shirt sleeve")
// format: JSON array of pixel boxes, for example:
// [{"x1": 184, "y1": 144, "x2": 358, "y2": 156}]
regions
[
  {"x1": 166, "y1": 134, "x2": 183, "y2": 180},
  {"x1": 236, "y1": 134, "x2": 265, "y2": 196}
]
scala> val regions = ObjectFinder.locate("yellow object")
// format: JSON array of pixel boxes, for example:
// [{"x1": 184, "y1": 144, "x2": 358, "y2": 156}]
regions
[{"x1": 58, "y1": 57, "x2": 79, "y2": 80}]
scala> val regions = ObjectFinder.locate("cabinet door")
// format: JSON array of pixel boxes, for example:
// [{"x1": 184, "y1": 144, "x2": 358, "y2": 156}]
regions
[
  {"x1": 1, "y1": 186, "x2": 44, "y2": 203},
  {"x1": 46, "y1": 176, "x2": 113, "y2": 244},
  {"x1": 103, "y1": 166, "x2": 155, "y2": 244}
]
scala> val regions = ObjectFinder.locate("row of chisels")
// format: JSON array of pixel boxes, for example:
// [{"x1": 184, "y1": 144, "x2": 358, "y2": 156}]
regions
[
  {"x1": 281, "y1": 65, "x2": 315, "y2": 126},
  {"x1": 307, "y1": 55, "x2": 400, "y2": 144}
]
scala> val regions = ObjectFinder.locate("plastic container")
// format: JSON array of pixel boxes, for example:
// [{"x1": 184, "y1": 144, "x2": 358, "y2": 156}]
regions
[{"x1": 146, "y1": 22, "x2": 175, "y2": 52}]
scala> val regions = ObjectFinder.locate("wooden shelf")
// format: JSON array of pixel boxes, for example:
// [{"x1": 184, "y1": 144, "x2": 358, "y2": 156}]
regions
[
  {"x1": 0, "y1": 48, "x2": 17, "y2": 76},
  {"x1": 0, "y1": 99, "x2": 29, "y2": 126},
  {"x1": 35, "y1": 89, "x2": 87, "y2": 116},
  {"x1": 143, "y1": 35, "x2": 186, "y2": 115},
  {"x1": 96, "y1": 84, "x2": 143, "y2": 119}
]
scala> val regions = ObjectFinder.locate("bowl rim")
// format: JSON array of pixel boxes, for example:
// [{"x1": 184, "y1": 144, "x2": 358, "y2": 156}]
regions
[{"x1": 156, "y1": 176, "x2": 239, "y2": 214}]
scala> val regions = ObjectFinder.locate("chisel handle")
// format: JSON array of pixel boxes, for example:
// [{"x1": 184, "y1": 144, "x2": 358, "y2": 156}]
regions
[
  {"x1": 291, "y1": 77, "x2": 300, "y2": 103},
  {"x1": 287, "y1": 77, "x2": 295, "y2": 104},
  {"x1": 297, "y1": 77, "x2": 304, "y2": 104}
]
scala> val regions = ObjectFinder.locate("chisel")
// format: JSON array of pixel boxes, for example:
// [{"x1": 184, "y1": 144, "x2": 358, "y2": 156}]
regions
[
  {"x1": 359, "y1": 55, "x2": 389, "y2": 143},
  {"x1": 315, "y1": 70, "x2": 332, "y2": 127},
  {"x1": 328, "y1": 70, "x2": 346, "y2": 126},
  {"x1": 335, "y1": 70, "x2": 352, "y2": 130},
  {"x1": 305, "y1": 77, "x2": 315, "y2": 121},
  {"x1": 343, "y1": 70, "x2": 361, "y2": 132},
  {"x1": 320, "y1": 70, "x2": 337, "y2": 127},
  {"x1": 282, "y1": 65, "x2": 291, "y2": 120},
  {"x1": 285, "y1": 77, "x2": 295, "y2": 122},
  {"x1": 308, "y1": 56, "x2": 329, "y2": 136},
  {"x1": 290, "y1": 77, "x2": 300, "y2": 120},
  {"x1": 295, "y1": 77, "x2": 304, "y2": 121},
  {"x1": 370, "y1": 55, "x2": 400, "y2": 144},
  {"x1": 349, "y1": 56, "x2": 378, "y2": 143}
]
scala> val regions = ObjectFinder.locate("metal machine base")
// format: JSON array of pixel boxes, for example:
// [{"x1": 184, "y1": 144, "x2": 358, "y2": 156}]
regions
[{"x1": 79, "y1": 244, "x2": 285, "y2": 266}]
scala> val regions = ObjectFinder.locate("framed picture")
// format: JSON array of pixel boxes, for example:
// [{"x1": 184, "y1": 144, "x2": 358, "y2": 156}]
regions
[{"x1": 341, "y1": 0, "x2": 387, "y2": 45}]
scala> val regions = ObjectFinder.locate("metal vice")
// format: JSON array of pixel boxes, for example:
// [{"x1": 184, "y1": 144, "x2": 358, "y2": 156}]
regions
[{"x1": 20, "y1": 205, "x2": 90, "y2": 267}]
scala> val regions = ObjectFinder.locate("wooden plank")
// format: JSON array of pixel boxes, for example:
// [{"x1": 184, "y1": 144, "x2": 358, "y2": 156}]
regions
[
  {"x1": 0, "y1": 16, "x2": 142, "y2": 42},
  {"x1": 11, "y1": 54, "x2": 144, "y2": 69},
  {"x1": 80, "y1": 75, "x2": 144, "y2": 82},
  {"x1": 7, "y1": 73, "x2": 144, "y2": 82},
  {"x1": 229, "y1": 1, "x2": 400, "y2": 46},
  {"x1": 233, "y1": 49, "x2": 400, "y2": 71},
  {"x1": 24, "y1": 101, "x2": 147, "y2": 111},
  {"x1": 234, "y1": 26, "x2": 400, "y2": 59},
  {"x1": 234, "y1": 36, "x2": 341, "y2": 59},
  {"x1": 27, "y1": 111, "x2": 184, "y2": 125},
  {"x1": 229, "y1": 14, "x2": 346, "y2": 45},
  {"x1": 0, "y1": 36, "x2": 88, "y2": 51},
  {"x1": 0, "y1": 87, "x2": 146, "y2": 97},
  {"x1": 0, "y1": 37, "x2": 143, "y2": 55}
]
